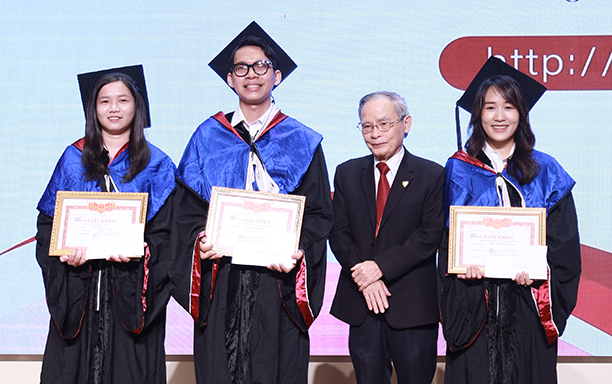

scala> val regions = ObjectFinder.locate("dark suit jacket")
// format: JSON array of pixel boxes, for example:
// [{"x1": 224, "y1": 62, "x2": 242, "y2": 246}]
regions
[{"x1": 329, "y1": 148, "x2": 445, "y2": 329}]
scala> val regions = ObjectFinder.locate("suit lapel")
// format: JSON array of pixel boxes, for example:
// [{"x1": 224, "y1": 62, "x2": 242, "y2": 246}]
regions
[
  {"x1": 359, "y1": 157, "x2": 377, "y2": 233},
  {"x1": 379, "y1": 149, "x2": 414, "y2": 231}
]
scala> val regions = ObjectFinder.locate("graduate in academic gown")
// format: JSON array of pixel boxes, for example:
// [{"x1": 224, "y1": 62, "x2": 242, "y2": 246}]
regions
[
  {"x1": 36, "y1": 65, "x2": 176, "y2": 384},
  {"x1": 439, "y1": 57, "x2": 581, "y2": 384},
  {"x1": 169, "y1": 22, "x2": 333, "y2": 384}
]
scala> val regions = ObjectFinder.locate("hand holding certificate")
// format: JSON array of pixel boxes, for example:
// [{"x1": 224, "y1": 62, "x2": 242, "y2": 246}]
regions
[
  {"x1": 205, "y1": 187, "x2": 305, "y2": 268},
  {"x1": 485, "y1": 245, "x2": 548, "y2": 280},
  {"x1": 49, "y1": 191, "x2": 148, "y2": 260},
  {"x1": 86, "y1": 223, "x2": 145, "y2": 260},
  {"x1": 448, "y1": 206, "x2": 547, "y2": 279}
]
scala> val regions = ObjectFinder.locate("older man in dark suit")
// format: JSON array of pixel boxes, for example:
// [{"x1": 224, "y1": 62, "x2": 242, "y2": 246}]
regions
[{"x1": 330, "y1": 91, "x2": 445, "y2": 384}]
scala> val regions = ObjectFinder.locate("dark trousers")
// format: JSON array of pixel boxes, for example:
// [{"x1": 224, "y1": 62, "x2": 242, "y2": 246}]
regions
[{"x1": 349, "y1": 313, "x2": 438, "y2": 384}]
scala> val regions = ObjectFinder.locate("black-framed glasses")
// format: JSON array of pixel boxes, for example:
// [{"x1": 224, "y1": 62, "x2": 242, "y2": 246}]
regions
[
  {"x1": 357, "y1": 117, "x2": 404, "y2": 134},
  {"x1": 231, "y1": 60, "x2": 274, "y2": 77}
]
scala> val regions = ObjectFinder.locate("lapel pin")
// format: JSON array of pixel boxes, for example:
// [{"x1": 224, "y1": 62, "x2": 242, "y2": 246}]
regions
[{"x1": 402, "y1": 181, "x2": 409, "y2": 188}]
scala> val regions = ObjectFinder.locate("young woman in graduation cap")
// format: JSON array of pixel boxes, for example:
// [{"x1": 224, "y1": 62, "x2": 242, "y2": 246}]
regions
[
  {"x1": 36, "y1": 65, "x2": 176, "y2": 384},
  {"x1": 439, "y1": 57, "x2": 581, "y2": 384}
]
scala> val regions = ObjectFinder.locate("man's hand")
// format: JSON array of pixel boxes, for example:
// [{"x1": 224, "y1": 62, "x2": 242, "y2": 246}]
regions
[
  {"x1": 107, "y1": 254, "x2": 131, "y2": 263},
  {"x1": 268, "y1": 250, "x2": 304, "y2": 273},
  {"x1": 513, "y1": 271, "x2": 533, "y2": 286},
  {"x1": 198, "y1": 234, "x2": 222, "y2": 260},
  {"x1": 362, "y1": 280, "x2": 391, "y2": 314},
  {"x1": 457, "y1": 264, "x2": 484, "y2": 280},
  {"x1": 351, "y1": 260, "x2": 383, "y2": 291},
  {"x1": 59, "y1": 247, "x2": 87, "y2": 267},
  {"x1": 107, "y1": 241, "x2": 146, "y2": 263}
]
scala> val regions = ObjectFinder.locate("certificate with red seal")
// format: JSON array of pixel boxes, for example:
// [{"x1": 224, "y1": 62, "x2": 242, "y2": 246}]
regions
[
  {"x1": 448, "y1": 205, "x2": 547, "y2": 279},
  {"x1": 205, "y1": 187, "x2": 305, "y2": 267},
  {"x1": 49, "y1": 191, "x2": 148, "y2": 259}
]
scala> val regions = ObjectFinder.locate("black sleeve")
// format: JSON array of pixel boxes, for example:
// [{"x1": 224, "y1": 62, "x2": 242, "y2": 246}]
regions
[
  {"x1": 546, "y1": 192, "x2": 581, "y2": 336},
  {"x1": 439, "y1": 227, "x2": 489, "y2": 352},
  {"x1": 328, "y1": 162, "x2": 367, "y2": 274},
  {"x1": 168, "y1": 179, "x2": 210, "y2": 325},
  {"x1": 111, "y1": 187, "x2": 176, "y2": 333},
  {"x1": 36, "y1": 212, "x2": 91, "y2": 339},
  {"x1": 280, "y1": 145, "x2": 334, "y2": 323}
]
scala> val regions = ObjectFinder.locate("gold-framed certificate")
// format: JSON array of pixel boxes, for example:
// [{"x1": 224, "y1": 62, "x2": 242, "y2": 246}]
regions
[
  {"x1": 205, "y1": 186, "x2": 306, "y2": 267},
  {"x1": 49, "y1": 191, "x2": 148, "y2": 259},
  {"x1": 448, "y1": 205, "x2": 547, "y2": 279}
]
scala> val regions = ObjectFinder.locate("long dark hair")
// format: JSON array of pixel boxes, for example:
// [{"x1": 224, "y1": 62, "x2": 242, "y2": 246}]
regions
[
  {"x1": 465, "y1": 75, "x2": 539, "y2": 185},
  {"x1": 82, "y1": 73, "x2": 150, "y2": 183}
]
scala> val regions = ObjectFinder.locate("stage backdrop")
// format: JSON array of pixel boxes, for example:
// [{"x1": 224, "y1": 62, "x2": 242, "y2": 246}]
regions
[{"x1": 1, "y1": 0, "x2": 611, "y2": 356}]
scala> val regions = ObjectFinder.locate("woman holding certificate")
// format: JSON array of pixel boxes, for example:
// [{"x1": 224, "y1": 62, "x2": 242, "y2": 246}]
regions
[
  {"x1": 35, "y1": 65, "x2": 176, "y2": 384},
  {"x1": 439, "y1": 57, "x2": 581, "y2": 384}
]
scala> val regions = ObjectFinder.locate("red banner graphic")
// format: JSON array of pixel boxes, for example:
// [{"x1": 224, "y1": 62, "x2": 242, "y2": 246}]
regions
[
  {"x1": 439, "y1": 35, "x2": 612, "y2": 90},
  {"x1": 574, "y1": 244, "x2": 612, "y2": 338}
]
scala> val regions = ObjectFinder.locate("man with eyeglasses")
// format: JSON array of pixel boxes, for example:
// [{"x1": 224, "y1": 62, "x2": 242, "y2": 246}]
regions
[
  {"x1": 171, "y1": 22, "x2": 333, "y2": 384},
  {"x1": 329, "y1": 91, "x2": 445, "y2": 384}
]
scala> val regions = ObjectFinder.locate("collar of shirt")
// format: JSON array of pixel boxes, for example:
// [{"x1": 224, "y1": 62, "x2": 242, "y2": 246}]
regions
[
  {"x1": 374, "y1": 147, "x2": 405, "y2": 195},
  {"x1": 231, "y1": 102, "x2": 279, "y2": 140},
  {"x1": 483, "y1": 141, "x2": 515, "y2": 173}
]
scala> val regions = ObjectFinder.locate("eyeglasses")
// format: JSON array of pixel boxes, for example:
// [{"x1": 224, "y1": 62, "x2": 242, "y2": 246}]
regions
[
  {"x1": 357, "y1": 117, "x2": 404, "y2": 134},
  {"x1": 231, "y1": 60, "x2": 274, "y2": 77}
]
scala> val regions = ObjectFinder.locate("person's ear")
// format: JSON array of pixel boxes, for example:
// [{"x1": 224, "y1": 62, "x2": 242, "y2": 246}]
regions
[
  {"x1": 273, "y1": 70, "x2": 282, "y2": 87},
  {"x1": 227, "y1": 72, "x2": 235, "y2": 89}
]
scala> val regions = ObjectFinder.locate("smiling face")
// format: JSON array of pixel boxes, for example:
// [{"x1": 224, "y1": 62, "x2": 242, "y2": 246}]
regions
[
  {"x1": 227, "y1": 45, "x2": 281, "y2": 110},
  {"x1": 480, "y1": 87, "x2": 520, "y2": 158},
  {"x1": 96, "y1": 81, "x2": 135, "y2": 136},
  {"x1": 360, "y1": 97, "x2": 412, "y2": 162}
]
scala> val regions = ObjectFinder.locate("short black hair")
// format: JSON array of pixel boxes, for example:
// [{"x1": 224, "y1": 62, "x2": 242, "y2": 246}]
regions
[{"x1": 229, "y1": 35, "x2": 279, "y2": 71}]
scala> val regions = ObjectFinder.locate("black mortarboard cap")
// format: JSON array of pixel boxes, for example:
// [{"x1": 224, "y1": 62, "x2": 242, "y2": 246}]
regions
[
  {"x1": 208, "y1": 21, "x2": 297, "y2": 87},
  {"x1": 77, "y1": 64, "x2": 151, "y2": 128},
  {"x1": 454, "y1": 56, "x2": 547, "y2": 151},
  {"x1": 457, "y1": 56, "x2": 546, "y2": 113}
]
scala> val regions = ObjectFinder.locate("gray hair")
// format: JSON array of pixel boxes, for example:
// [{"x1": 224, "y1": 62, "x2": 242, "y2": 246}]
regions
[{"x1": 358, "y1": 91, "x2": 409, "y2": 119}]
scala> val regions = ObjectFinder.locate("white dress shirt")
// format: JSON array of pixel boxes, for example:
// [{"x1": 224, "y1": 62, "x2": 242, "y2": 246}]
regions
[
  {"x1": 483, "y1": 141, "x2": 519, "y2": 207},
  {"x1": 374, "y1": 148, "x2": 405, "y2": 198},
  {"x1": 231, "y1": 102, "x2": 280, "y2": 193}
]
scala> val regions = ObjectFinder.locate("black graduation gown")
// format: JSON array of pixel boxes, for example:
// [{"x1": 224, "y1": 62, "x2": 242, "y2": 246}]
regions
[
  {"x1": 36, "y1": 189, "x2": 175, "y2": 384},
  {"x1": 439, "y1": 153, "x2": 581, "y2": 384},
  {"x1": 170, "y1": 146, "x2": 333, "y2": 384}
]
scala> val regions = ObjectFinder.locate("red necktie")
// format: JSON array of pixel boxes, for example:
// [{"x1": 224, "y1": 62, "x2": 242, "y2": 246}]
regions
[{"x1": 376, "y1": 162, "x2": 390, "y2": 237}]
